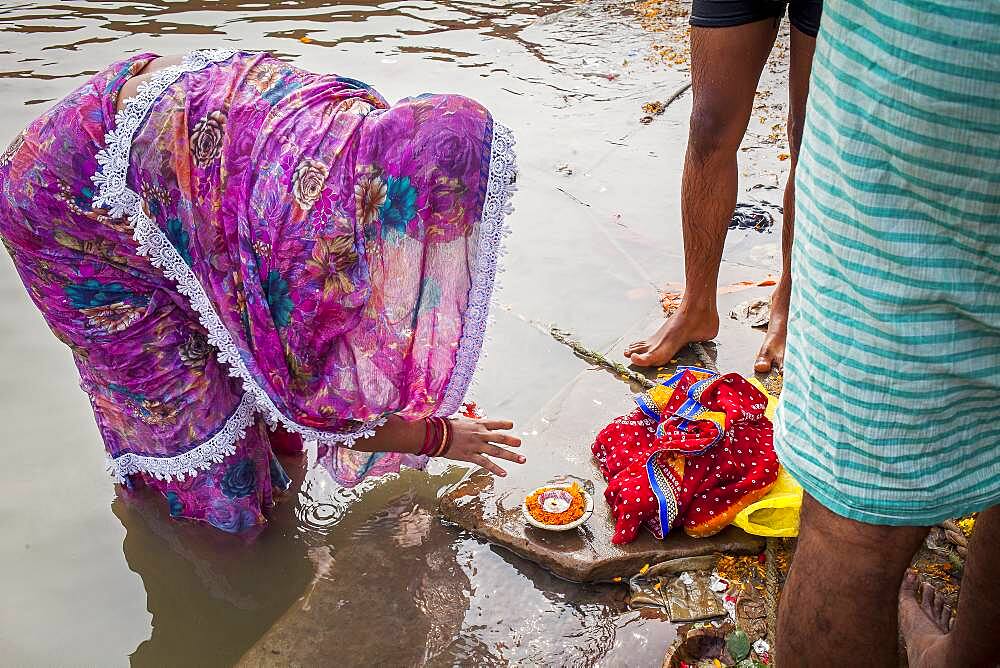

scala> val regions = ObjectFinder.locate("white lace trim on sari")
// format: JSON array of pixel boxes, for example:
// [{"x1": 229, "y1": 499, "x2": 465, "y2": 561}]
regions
[
  {"x1": 435, "y1": 121, "x2": 517, "y2": 416},
  {"x1": 105, "y1": 391, "x2": 257, "y2": 482}
]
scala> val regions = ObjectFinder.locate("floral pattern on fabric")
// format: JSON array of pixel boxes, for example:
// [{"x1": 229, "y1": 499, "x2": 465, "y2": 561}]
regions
[
  {"x1": 593, "y1": 369, "x2": 779, "y2": 544},
  {"x1": 0, "y1": 50, "x2": 514, "y2": 532},
  {"x1": 121, "y1": 51, "x2": 507, "y2": 433}
]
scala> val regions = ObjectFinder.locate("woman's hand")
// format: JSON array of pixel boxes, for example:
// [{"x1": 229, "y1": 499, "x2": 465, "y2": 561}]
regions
[{"x1": 444, "y1": 417, "x2": 524, "y2": 477}]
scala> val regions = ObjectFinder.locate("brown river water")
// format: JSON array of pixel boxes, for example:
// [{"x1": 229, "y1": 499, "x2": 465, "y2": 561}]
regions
[{"x1": 0, "y1": 1, "x2": 784, "y2": 665}]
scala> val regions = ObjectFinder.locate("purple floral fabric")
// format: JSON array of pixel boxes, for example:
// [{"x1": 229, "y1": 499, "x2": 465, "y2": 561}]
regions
[{"x1": 0, "y1": 50, "x2": 514, "y2": 532}]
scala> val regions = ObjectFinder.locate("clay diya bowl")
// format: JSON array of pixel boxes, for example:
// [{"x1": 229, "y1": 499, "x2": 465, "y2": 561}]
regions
[{"x1": 521, "y1": 484, "x2": 594, "y2": 531}]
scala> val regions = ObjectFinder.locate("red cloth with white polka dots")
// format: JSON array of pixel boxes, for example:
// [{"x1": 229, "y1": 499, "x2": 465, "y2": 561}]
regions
[{"x1": 593, "y1": 371, "x2": 778, "y2": 544}]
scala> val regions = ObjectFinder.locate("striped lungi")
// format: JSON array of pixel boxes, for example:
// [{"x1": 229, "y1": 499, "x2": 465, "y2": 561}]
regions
[{"x1": 775, "y1": 0, "x2": 1000, "y2": 525}]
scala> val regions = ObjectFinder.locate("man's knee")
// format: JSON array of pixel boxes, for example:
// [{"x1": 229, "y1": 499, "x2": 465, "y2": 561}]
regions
[{"x1": 687, "y1": 102, "x2": 748, "y2": 160}]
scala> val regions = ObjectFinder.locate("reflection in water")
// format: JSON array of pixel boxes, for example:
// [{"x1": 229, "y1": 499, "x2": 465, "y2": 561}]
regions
[
  {"x1": 114, "y1": 489, "x2": 311, "y2": 667},
  {"x1": 240, "y1": 474, "x2": 476, "y2": 666},
  {"x1": 297, "y1": 468, "x2": 384, "y2": 531},
  {"x1": 1, "y1": 0, "x2": 686, "y2": 665}
]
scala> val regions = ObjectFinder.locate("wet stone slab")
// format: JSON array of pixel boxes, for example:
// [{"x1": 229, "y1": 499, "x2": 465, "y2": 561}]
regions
[{"x1": 438, "y1": 313, "x2": 768, "y2": 583}]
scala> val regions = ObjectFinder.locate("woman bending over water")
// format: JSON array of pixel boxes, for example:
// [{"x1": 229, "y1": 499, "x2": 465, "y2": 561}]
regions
[{"x1": 0, "y1": 50, "x2": 522, "y2": 533}]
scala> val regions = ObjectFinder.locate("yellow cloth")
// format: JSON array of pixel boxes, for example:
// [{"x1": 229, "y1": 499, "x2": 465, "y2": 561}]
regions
[{"x1": 733, "y1": 379, "x2": 803, "y2": 537}]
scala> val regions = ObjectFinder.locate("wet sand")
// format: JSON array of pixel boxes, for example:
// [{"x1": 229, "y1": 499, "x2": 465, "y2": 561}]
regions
[{"x1": 0, "y1": 1, "x2": 790, "y2": 665}]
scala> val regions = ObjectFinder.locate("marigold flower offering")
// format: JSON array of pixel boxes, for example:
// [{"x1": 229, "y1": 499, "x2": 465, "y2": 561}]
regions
[{"x1": 525, "y1": 482, "x2": 587, "y2": 526}]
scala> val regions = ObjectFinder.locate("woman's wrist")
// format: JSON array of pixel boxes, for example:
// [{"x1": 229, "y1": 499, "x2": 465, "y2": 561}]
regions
[{"x1": 349, "y1": 415, "x2": 425, "y2": 454}]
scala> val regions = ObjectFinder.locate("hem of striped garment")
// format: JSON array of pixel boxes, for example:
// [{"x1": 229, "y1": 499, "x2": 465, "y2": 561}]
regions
[
  {"x1": 435, "y1": 119, "x2": 517, "y2": 417},
  {"x1": 91, "y1": 48, "x2": 389, "y2": 482},
  {"x1": 777, "y1": 443, "x2": 1000, "y2": 526}
]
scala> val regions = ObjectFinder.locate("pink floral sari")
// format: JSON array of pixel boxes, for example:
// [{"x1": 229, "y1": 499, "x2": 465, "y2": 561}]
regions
[{"x1": 0, "y1": 50, "x2": 515, "y2": 532}]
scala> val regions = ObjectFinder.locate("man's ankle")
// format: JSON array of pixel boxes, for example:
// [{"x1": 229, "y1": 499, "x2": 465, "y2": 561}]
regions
[{"x1": 676, "y1": 301, "x2": 718, "y2": 322}]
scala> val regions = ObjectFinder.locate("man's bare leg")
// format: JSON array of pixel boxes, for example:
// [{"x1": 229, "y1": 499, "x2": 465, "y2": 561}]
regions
[
  {"x1": 627, "y1": 20, "x2": 778, "y2": 367},
  {"x1": 753, "y1": 26, "x2": 815, "y2": 373},
  {"x1": 777, "y1": 494, "x2": 929, "y2": 666},
  {"x1": 899, "y1": 505, "x2": 1000, "y2": 667}
]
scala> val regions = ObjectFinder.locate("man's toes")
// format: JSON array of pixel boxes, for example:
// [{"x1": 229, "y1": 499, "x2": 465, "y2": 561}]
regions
[
  {"x1": 626, "y1": 341, "x2": 648, "y2": 355},
  {"x1": 900, "y1": 569, "x2": 919, "y2": 598},
  {"x1": 939, "y1": 603, "x2": 954, "y2": 631},
  {"x1": 630, "y1": 351, "x2": 656, "y2": 367},
  {"x1": 754, "y1": 354, "x2": 772, "y2": 373},
  {"x1": 929, "y1": 588, "x2": 953, "y2": 632},
  {"x1": 931, "y1": 589, "x2": 946, "y2": 621},
  {"x1": 919, "y1": 583, "x2": 937, "y2": 617},
  {"x1": 754, "y1": 343, "x2": 776, "y2": 372}
]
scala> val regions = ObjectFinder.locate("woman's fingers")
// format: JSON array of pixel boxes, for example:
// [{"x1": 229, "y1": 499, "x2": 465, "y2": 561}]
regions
[
  {"x1": 478, "y1": 419, "x2": 514, "y2": 431},
  {"x1": 445, "y1": 417, "x2": 524, "y2": 476},
  {"x1": 469, "y1": 454, "x2": 507, "y2": 477},
  {"x1": 484, "y1": 431, "x2": 522, "y2": 448},
  {"x1": 480, "y1": 443, "x2": 525, "y2": 464}
]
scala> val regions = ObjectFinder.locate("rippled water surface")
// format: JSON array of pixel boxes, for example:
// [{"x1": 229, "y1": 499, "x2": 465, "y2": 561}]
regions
[{"x1": 0, "y1": 1, "x2": 713, "y2": 665}]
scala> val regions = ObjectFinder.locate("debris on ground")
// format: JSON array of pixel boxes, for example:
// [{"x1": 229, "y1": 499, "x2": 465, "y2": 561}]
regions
[
  {"x1": 717, "y1": 278, "x2": 777, "y2": 295},
  {"x1": 763, "y1": 123, "x2": 785, "y2": 145},
  {"x1": 762, "y1": 372, "x2": 783, "y2": 397},
  {"x1": 629, "y1": 569, "x2": 727, "y2": 622},
  {"x1": 714, "y1": 547, "x2": 792, "y2": 600},
  {"x1": 639, "y1": 81, "x2": 692, "y2": 124},
  {"x1": 661, "y1": 290, "x2": 683, "y2": 316},
  {"x1": 912, "y1": 551, "x2": 961, "y2": 601},
  {"x1": 730, "y1": 298, "x2": 770, "y2": 329},
  {"x1": 661, "y1": 620, "x2": 770, "y2": 667},
  {"x1": 625, "y1": 544, "x2": 797, "y2": 666},
  {"x1": 729, "y1": 202, "x2": 776, "y2": 232},
  {"x1": 908, "y1": 513, "x2": 976, "y2": 609},
  {"x1": 556, "y1": 163, "x2": 574, "y2": 176},
  {"x1": 643, "y1": 100, "x2": 667, "y2": 115},
  {"x1": 636, "y1": 0, "x2": 692, "y2": 68},
  {"x1": 735, "y1": 588, "x2": 768, "y2": 641},
  {"x1": 640, "y1": 99, "x2": 667, "y2": 124}
]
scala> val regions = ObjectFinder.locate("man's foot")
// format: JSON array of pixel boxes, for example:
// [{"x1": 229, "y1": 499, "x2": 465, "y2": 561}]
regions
[
  {"x1": 624, "y1": 307, "x2": 719, "y2": 368},
  {"x1": 899, "y1": 570, "x2": 952, "y2": 667},
  {"x1": 754, "y1": 274, "x2": 790, "y2": 373}
]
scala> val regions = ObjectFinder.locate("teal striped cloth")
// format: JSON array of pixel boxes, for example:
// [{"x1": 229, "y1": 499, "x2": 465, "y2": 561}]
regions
[{"x1": 775, "y1": 0, "x2": 1000, "y2": 525}]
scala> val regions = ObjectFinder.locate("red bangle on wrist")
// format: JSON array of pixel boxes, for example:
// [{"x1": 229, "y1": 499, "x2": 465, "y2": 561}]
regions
[
  {"x1": 439, "y1": 418, "x2": 453, "y2": 456},
  {"x1": 418, "y1": 417, "x2": 436, "y2": 456},
  {"x1": 418, "y1": 417, "x2": 453, "y2": 458},
  {"x1": 432, "y1": 417, "x2": 446, "y2": 457}
]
